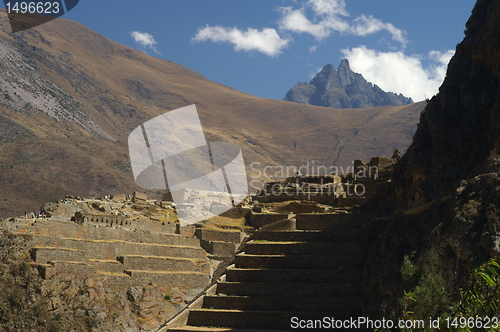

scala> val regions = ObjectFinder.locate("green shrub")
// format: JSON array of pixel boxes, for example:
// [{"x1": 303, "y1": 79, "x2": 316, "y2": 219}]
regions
[
  {"x1": 399, "y1": 256, "x2": 500, "y2": 332},
  {"x1": 400, "y1": 250, "x2": 448, "y2": 323},
  {"x1": 453, "y1": 258, "x2": 500, "y2": 331},
  {"x1": 49, "y1": 319, "x2": 63, "y2": 332}
]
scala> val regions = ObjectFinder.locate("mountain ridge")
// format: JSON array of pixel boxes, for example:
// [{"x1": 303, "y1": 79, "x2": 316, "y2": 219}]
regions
[{"x1": 284, "y1": 59, "x2": 414, "y2": 108}]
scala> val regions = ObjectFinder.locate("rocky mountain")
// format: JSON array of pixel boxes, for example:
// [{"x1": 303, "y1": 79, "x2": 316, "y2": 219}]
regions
[
  {"x1": 0, "y1": 9, "x2": 423, "y2": 218},
  {"x1": 284, "y1": 59, "x2": 414, "y2": 108},
  {"x1": 364, "y1": 0, "x2": 500, "y2": 320}
]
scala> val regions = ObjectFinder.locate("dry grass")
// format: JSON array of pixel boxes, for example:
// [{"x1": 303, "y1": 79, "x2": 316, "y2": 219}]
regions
[{"x1": 202, "y1": 216, "x2": 248, "y2": 231}]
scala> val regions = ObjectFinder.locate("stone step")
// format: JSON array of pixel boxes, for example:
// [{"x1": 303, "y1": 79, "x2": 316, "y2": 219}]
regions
[
  {"x1": 225, "y1": 268, "x2": 362, "y2": 283},
  {"x1": 31, "y1": 236, "x2": 206, "y2": 260},
  {"x1": 187, "y1": 309, "x2": 359, "y2": 330},
  {"x1": 216, "y1": 282, "x2": 362, "y2": 298},
  {"x1": 234, "y1": 254, "x2": 363, "y2": 269},
  {"x1": 295, "y1": 213, "x2": 367, "y2": 230},
  {"x1": 202, "y1": 295, "x2": 362, "y2": 312},
  {"x1": 30, "y1": 247, "x2": 87, "y2": 263},
  {"x1": 118, "y1": 255, "x2": 210, "y2": 273},
  {"x1": 89, "y1": 259, "x2": 125, "y2": 273},
  {"x1": 244, "y1": 241, "x2": 363, "y2": 256},
  {"x1": 251, "y1": 230, "x2": 361, "y2": 243}
]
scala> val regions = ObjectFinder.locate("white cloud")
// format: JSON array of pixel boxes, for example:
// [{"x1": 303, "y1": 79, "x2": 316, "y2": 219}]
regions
[
  {"x1": 309, "y1": 0, "x2": 349, "y2": 17},
  {"x1": 309, "y1": 45, "x2": 317, "y2": 53},
  {"x1": 191, "y1": 0, "x2": 406, "y2": 56},
  {"x1": 341, "y1": 46, "x2": 455, "y2": 101},
  {"x1": 278, "y1": 0, "x2": 407, "y2": 47},
  {"x1": 351, "y1": 15, "x2": 406, "y2": 46},
  {"x1": 192, "y1": 26, "x2": 290, "y2": 57},
  {"x1": 278, "y1": 5, "x2": 347, "y2": 39},
  {"x1": 130, "y1": 31, "x2": 159, "y2": 54}
]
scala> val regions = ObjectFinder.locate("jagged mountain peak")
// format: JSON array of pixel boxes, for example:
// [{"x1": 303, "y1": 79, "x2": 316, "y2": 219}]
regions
[
  {"x1": 337, "y1": 59, "x2": 357, "y2": 86},
  {"x1": 284, "y1": 59, "x2": 413, "y2": 109}
]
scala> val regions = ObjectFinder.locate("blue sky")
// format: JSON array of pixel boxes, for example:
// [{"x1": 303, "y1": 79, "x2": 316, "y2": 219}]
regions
[{"x1": 62, "y1": 0, "x2": 477, "y2": 102}]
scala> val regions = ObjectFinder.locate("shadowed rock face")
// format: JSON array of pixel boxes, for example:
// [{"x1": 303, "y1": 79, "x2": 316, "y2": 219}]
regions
[
  {"x1": 362, "y1": 0, "x2": 500, "y2": 319},
  {"x1": 394, "y1": 0, "x2": 500, "y2": 208},
  {"x1": 284, "y1": 59, "x2": 413, "y2": 108}
]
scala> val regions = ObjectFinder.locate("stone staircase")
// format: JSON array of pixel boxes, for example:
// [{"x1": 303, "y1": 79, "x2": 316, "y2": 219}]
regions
[{"x1": 166, "y1": 211, "x2": 368, "y2": 331}]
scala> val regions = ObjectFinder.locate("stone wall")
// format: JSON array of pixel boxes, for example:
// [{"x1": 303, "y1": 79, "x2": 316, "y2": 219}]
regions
[
  {"x1": 200, "y1": 240, "x2": 236, "y2": 257},
  {"x1": 40, "y1": 261, "x2": 97, "y2": 279},
  {"x1": 108, "y1": 271, "x2": 210, "y2": 297},
  {"x1": 4, "y1": 219, "x2": 197, "y2": 246},
  {"x1": 31, "y1": 236, "x2": 206, "y2": 260},
  {"x1": 118, "y1": 255, "x2": 210, "y2": 274},
  {"x1": 255, "y1": 193, "x2": 339, "y2": 205},
  {"x1": 31, "y1": 247, "x2": 87, "y2": 263},
  {"x1": 367, "y1": 156, "x2": 392, "y2": 170},
  {"x1": 284, "y1": 175, "x2": 341, "y2": 184},
  {"x1": 219, "y1": 207, "x2": 251, "y2": 219},
  {"x1": 195, "y1": 228, "x2": 244, "y2": 244},
  {"x1": 80, "y1": 214, "x2": 177, "y2": 234}
]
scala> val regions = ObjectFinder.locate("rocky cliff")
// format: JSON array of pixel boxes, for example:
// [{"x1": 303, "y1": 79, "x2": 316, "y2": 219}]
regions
[
  {"x1": 284, "y1": 59, "x2": 413, "y2": 108},
  {"x1": 364, "y1": 0, "x2": 500, "y2": 320},
  {"x1": 394, "y1": 0, "x2": 500, "y2": 209}
]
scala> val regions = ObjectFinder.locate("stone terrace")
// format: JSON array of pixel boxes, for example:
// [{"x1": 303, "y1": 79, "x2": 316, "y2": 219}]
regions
[{"x1": 0, "y1": 198, "x2": 217, "y2": 317}]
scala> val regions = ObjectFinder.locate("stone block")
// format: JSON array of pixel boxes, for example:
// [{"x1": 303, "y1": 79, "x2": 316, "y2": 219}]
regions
[
  {"x1": 133, "y1": 192, "x2": 148, "y2": 202},
  {"x1": 195, "y1": 228, "x2": 243, "y2": 244},
  {"x1": 111, "y1": 194, "x2": 127, "y2": 201},
  {"x1": 200, "y1": 239, "x2": 236, "y2": 257}
]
